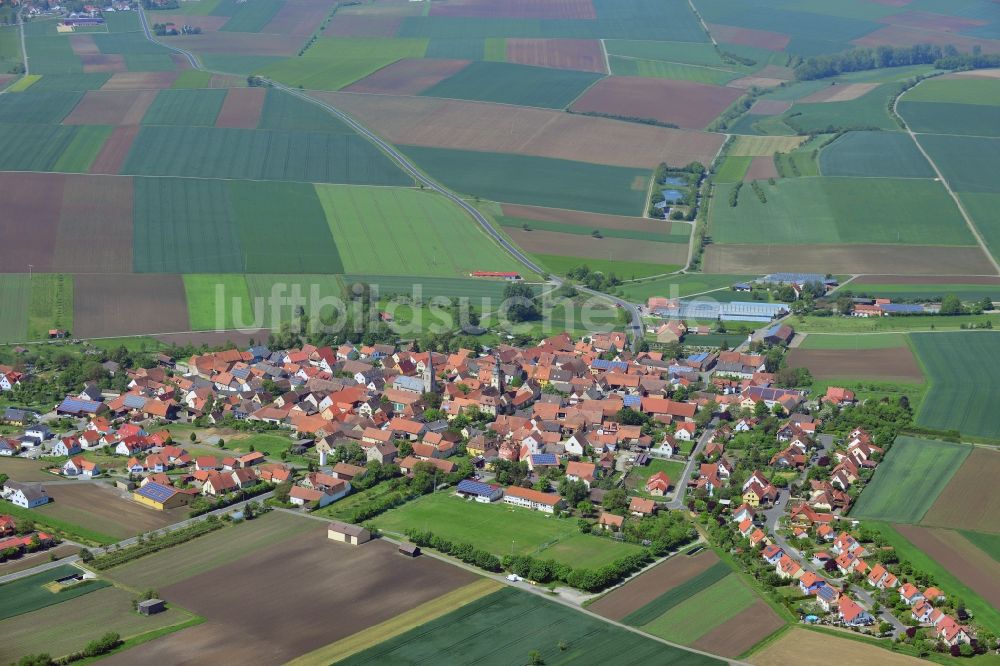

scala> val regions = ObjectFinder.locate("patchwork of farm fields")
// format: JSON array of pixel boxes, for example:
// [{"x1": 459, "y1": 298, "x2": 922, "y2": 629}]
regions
[{"x1": 911, "y1": 332, "x2": 1000, "y2": 439}]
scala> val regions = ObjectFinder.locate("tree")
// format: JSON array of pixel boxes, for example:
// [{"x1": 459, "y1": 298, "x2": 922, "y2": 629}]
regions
[
  {"x1": 502, "y1": 282, "x2": 540, "y2": 323},
  {"x1": 939, "y1": 294, "x2": 964, "y2": 315},
  {"x1": 189, "y1": 432, "x2": 197, "y2": 443},
  {"x1": 603, "y1": 488, "x2": 629, "y2": 515},
  {"x1": 558, "y1": 478, "x2": 589, "y2": 506},
  {"x1": 753, "y1": 401, "x2": 769, "y2": 419},
  {"x1": 528, "y1": 650, "x2": 545, "y2": 665}
]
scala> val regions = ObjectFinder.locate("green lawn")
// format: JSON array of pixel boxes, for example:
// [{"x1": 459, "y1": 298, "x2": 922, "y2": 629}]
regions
[
  {"x1": 370, "y1": 491, "x2": 643, "y2": 569},
  {"x1": 911, "y1": 331, "x2": 1000, "y2": 439},
  {"x1": 27, "y1": 273, "x2": 73, "y2": 340},
  {"x1": 711, "y1": 177, "x2": 973, "y2": 246},
  {"x1": 0, "y1": 565, "x2": 110, "y2": 621},
  {"x1": 797, "y1": 332, "x2": 907, "y2": 350},
  {"x1": 316, "y1": 185, "x2": 525, "y2": 278},
  {"x1": 183, "y1": 274, "x2": 254, "y2": 331},
  {"x1": 534, "y1": 254, "x2": 680, "y2": 281},
  {"x1": 623, "y1": 560, "x2": 731, "y2": 626},
  {"x1": 845, "y1": 281, "x2": 1000, "y2": 303},
  {"x1": 641, "y1": 573, "x2": 757, "y2": 644},
  {"x1": 851, "y1": 436, "x2": 971, "y2": 524},
  {"x1": 627, "y1": 458, "x2": 686, "y2": 499},
  {"x1": 866, "y1": 522, "x2": 1000, "y2": 635},
  {"x1": 902, "y1": 77, "x2": 1000, "y2": 106},
  {"x1": 340, "y1": 588, "x2": 723, "y2": 665}
]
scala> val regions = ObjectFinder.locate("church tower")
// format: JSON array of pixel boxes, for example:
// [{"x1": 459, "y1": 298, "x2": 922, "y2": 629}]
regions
[
  {"x1": 490, "y1": 354, "x2": 504, "y2": 392},
  {"x1": 422, "y1": 352, "x2": 436, "y2": 393}
]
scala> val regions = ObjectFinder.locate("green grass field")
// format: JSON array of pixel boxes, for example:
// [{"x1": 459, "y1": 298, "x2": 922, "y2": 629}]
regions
[
  {"x1": 623, "y1": 560, "x2": 732, "y2": 626},
  {"x1": 713, "y1": 156, "x2": 752, "y2": 183},
  {"x1": 122, "y1": 125, "x2": 410, "y2": 185},
  {"x1": 911, "y1": 332, "x2": 1000, "y2": 439},
  {"x1": 0, "y1": 89, "x2": 82, "y2": 124},
  {"x1": 902, "y1": 77, "x2": 1000, "y2": 106},
  {"x1": 782, "y1": 83, "x2": 900, "y2": 133},
  {"x1": 215, "y1": 0, "x2": 283, "y2": 32},
  {"x1": 535, "y1": 254, "x2": 678, "y2": 280},
  {"x1": 340, "y1": 587, "x2": 723, "y2": 665},
  {"x1": 420, "y1": 60, "x2": 603, "y2": 109},
  {"x1": 0, "y1": 565, "x2": 110, "y2": 621},
  {"x1": 845, "y1": 281, "x2": 1000, "y2": 302},
  {"x1": 798, "y1": 332, "x2": 907, "y2": 350},
  {"x1": 0, "y1": 274, "x2": 30, "y2": 343},
  {"x1": 259, "y1": 88, "x2": 353, "y2": 133},
  {"x1": 866, "y1": 522, "x2": 1000, "y2": 635},
  {"x1": 641, "y1": 573, "x2": 757, "y2": 644},
  {"x1": 51, "y1": 125, "x2": 112, "y2": 173},
  {"x1": 819, "y1": 131, "x2": 933, "y2": 178},
  {"x1": 345, "y1": 274, "x2": 536, "y2": 301},
  {"x1": 23, "y1": 22, "x2": 82, "y2": 75},
  {"x1": 498, "y1": 215, "x2": 687, "y2": 244},
  {"x1": 851, "y1": 436, "x2": 971, "y2": 524},
  {"x1": 183, "y1": 274, "x2": 254, "y2": 331},
  {"x1": 27, "y1": 73, "x2": 110, "y2": 92},
  {"x1": 604, "y1": 39, "x2": 727, "y2": 67},
  {"x1": 141, "y1": 89, "x2": 226, "y2": 126},
  {"x1": 370, "y1": 491, "x2": 643, "y2": 569},
  {"x1": 244, "y1": 274, "x2": 346, "y2": 329},
  {"x1": 7, "y1": 75, "x2": 40, "y2": 92},
  {"x1": 790, "y1": 313, "x2": 1000, "y2": 333},
  {"x1": 711, "y1": 177, "x2": 973, "y2": 246},
  {"x1": 317, "y1": 185, "x2": 524, "y2": 278},
  {"x1": 171, "y1": 70, "x2": 213, "y2": 89},
  {"x1": 899, "y1": 101, "x2": 1000, "y2": 138},
  {"x1": 627, "y1": 458, "x2": 687, "y2": 499},
  {"x1": 402, "y1": 146, "x2": 649, "y2": 216},
  {"x1": 609, "y1": 57, "x2": 738, "y2": 85},
  {"x1": 918, "y1": 135, "x2": 1000, "y2": 194},
  {"x1": 619, "y1": 273, "x2": 754, "y2": 302},
  {"x1": 261, "y1": 38, "x2": 427, "y2": 90},
  {"x1": 27, "y1": 274, "x2": 73, "y2": 340}
]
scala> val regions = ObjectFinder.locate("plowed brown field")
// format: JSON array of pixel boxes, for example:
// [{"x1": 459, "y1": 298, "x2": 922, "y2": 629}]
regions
[
  {"x1": 744, "y1": 156, "x2": 778, "y2": 181},
  {"x1": 215, "y1": 87, "x2": 266, "y2": 128},
  {"x1": 751, "y1": 628, "x2": 923, "y2": 666},
  {"x1": 853, "y1": 26, "x2": 1000, "y2": 54},
  {"x1": 707, "y1": 23, "x2": 790, "y2": 51},
  {"x1": 702, "y1": 244, "x2": 996, "y2": 275},
  {"x1": 895, "y1": 525, "x2": 1000, "y2": 608},
  {"x1": 786, "y1": 348, "x2": 923, "y2": 382},
  {"x1": 102, "y1": 72, "x2": 178, "y2": 90},
  {"x1": 506, "y1": 39, "x2": 606, "y2": 73},
  {"x1": 262, "y1": 0, "x2": 336, "y2": 37},
  {"x1": 344, "y1": 58, "x2": 472, "y2": 95},
  {"x1": 589, "y1": 550, "x2": 719, "y2": 621},
  {"x1": 0, "y1": 172, "x2": 65, "y2": 273},
  {"x1": 920, "y1": 448, "x2": 1000, "y2": 534},
  {"x1": 691, "y1": 600, "x2": 784, "y2": 657},
  {"x1": 52, "y1": 175, "x2": 133, "y2": 273},
  {"x1": 570, "y1": 76, "x2": 742, "y2": 129},
  {"x1": 88, "y1": 125, "x2": 140, "y2": 174},
  {"x1": 63, "y1": 89, "x2": 157, "y2": 125},
  {"x1": 74, "y1": 274, "x2": 190, "y2": 337},
  {"x1": 320, "y1": 92, "x2": 724, "y2": 168},
  {"x1": 81, "y1": 54, "x2": 127, "y2": 74}
]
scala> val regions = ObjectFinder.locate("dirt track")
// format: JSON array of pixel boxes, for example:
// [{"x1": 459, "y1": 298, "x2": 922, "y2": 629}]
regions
[
  {"x1": 589, "y1": 550, "x2": 718, "y2": 621},
  {"x1": 102, "y1": 527, "x2": 477, "y2": 665}
]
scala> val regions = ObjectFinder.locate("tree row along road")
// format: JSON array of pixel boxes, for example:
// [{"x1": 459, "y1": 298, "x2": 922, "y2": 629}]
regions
[{"x1": 135, "y1": 7, "x2": 646, "y2": 351}]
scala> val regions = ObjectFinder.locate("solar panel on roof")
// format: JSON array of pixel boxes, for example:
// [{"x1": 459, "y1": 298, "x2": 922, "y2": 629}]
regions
[
  {"x1": 531, "y1": 453, "x2": 557, "y2": 465},
  {"x1": 457, "y1": 479, "x2": 497, "y2": 496},
  {"x1": 124, "y1": 395, "x2": 147, "y2": 409},
  {"x1": 623, "y1": 395, "x2": 641, "y2": 407},
  {"x1": 138, "y1": 482, "x2": 175, "y2": 502}
]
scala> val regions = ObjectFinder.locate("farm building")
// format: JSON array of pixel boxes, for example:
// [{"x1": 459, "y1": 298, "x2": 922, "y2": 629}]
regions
[
  {"x1": 653, "y1": 300, "x2": 789, "y2": 323},
  {"x1": 2, "y1": 481, "x2": 49, "y2": 508},
  {"x1": 759, "y1": 273, "x2": 837, "y2": 288},
  {"x1": 470, "y1": 271, "x2": 521, "y2": 281},
  {"x1": 398, "y1": 543, "x2": 420, "y2": 557},
  {"x1": 137, "y1": 599, "x2": 166, "y2": 615},
  {"x1": 455, "y1": 479, "x2": 502, "y2": 503},
  {"x1": 132, "y1": 481, "x2": 189, "y2": 510},
  {"x1": 764, "y1": 324, "x2": 795, "y2": 346},
  {"x1": 328, "y1": 521, "x2": 371, "y2": 545},
  {"x1": 56, "y1": 398, "x2": 108, "y2": 417},
  {"x1": 502, "y1": 486, "x2": 564, "y2": 513}
]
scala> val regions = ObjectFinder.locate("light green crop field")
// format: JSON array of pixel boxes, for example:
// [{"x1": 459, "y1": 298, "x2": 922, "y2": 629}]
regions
[
  {"x1": 261, "y1": 38, "x2": 428, "y2": 90},
  {"x1": 52, "y1": 125, "x2": 112, "y2": 173},
  {"x1": 911, "y1": 331, "x2": 1000, "y2": 439},
  {"x1": 605, "y1": 39, "x2": 727, "y2": 66},
  {"x1": 713, "y1": 156, "x2": 752, "y2": 183},
  {"x1": 623, "y1": 560, "x2": 732, "y2": 626},
  {"x1": 851, "y1": 436, "x2": 971, "y2": 523},
  {"x1": 0, "y1": 565, "x2": 110, "y2": 621},
  {"x1": 170, "y1": 70, "x2": 213, "y2": 89},
  {"x1": 420, "y1": 60, "x2": 604, "y2": 109},
  {"x1": 782, "y1": 83, "x2": 900, "y2": 132},
  {"x1": 898, "y1": 101, "x2": 1000, "y2": 138},
  {"x1": 0, "y1": 274, "x2": 30, "y2": 343},
  {"x1": 0, "y1": 89, "x2": 83, "y2": 124},
  {"x1": 797, "y1": 332, "x2": 907, "y2": 350},
  {"x1": 609, "y1": 56, "x2": 739, "y2": 85},
  {"x1": 401, "y1": 145, "x2": 649, "y2": 216},
  {"x1": 339, "y1": 588, "x2": 722, "y2": 666},
  {"x1": 244, "y1": 274, "x2": 346, "y2": 328},
  {"x1": 27, "y1": 273, "x2": 73, "y2": 340},
  {"x1": 846, "y1": 281, "x2": 1000, "y2": 302},
  {"x1": 711, "y1": 177, "x2": 973, "y2": 246},
  {"x1": 790, "y1": 314, "x2": 1000, "y2": 333},
  {"x1": 917, "y1": 135, "x2": 1000, "y2": 193},
  {"x1": 535, "y1": 254, "x2": 679, "y2": 280},
  {"x1": 215, "y1": 0, "x2": 283, "y2": 32},
  {"x1": 141, "y1": 89, "x2": 227, "y2": 126},
  {"x1": 960, "y1": 193, "x2": 1000, "y2": 265},
  {"x1": 343, "y1": 274, "x2": 526, "y2": 300},
  {"x1": 316, "y1": 185, "x2": 524, "y2": 278},
  {"x1": 903, "y1": 77, "x2": 1000, "y2": 106},
  {"x1": 183, "y1": 274, "x2": 254, "y2": 331},
  {"x1": 819, "y1": 131, "x2": 933, "y2": 178},
  {"x1": 497, "y1": 215, "x2": 687, "y2": 244},
  {"x1": 641, "y1": 574, "x2": 757, "y2": 644},
  {"x1": 371, "y1": 491, "x2": 643, "y2": 569}
]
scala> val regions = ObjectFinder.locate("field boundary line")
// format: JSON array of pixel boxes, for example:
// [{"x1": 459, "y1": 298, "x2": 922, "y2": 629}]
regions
[
  {"x1": 600, "y1": 38, "x2": 610, "y2": 75},
  {"x1": 608, "y1": 53, "x2": 740, "y2": 75},
  {"x1": 895, "y1": 80, "x2": 1000, "y2": 276}
]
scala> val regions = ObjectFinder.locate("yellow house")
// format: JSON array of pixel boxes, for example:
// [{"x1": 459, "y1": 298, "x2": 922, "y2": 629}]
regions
[
  {"x1": 133, "y1": 481, "x2": 189, "y2": 511},
  {"x1": 742, "y1": 487, "x2": 762, "y2": 507}
]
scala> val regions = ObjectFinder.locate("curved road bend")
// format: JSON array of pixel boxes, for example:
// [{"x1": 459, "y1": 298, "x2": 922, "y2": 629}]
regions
[{"x1": 136, "y1": 8, "x2": 646, "y2": 350}]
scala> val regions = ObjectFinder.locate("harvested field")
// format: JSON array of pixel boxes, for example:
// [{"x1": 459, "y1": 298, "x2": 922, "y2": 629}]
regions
[
  {"x1": 691, "y1": 600, "x2": 784, "y2": 658},
  {"x1": 570, "y1": 76, "x2": 742, "y2": 129},
  {"x1": 856, "y1": 274, "x2": 1000, "y2": 285},
  {"x1": 728, "y1": 75, "x2": 785, "y2": 90},
  {"x1": 0, "y1": 457, "x2": 60, "y2": 482},
  {"x1": 0, "y1": 172, "x2": 65, "y2": 273},
  {"x1": 501, "y1": 204, "x2": 674, "y2": 234},
  {"x1": 74, "y1": 273, "x2": 190, "y2": 337},
  {"x1": 921, "y1": 449, "x2": 1000, "y2": 534},
  {"x1": 321, "y1": 92, "x2": 724, "y2": 168},
  {"x1": 169, "y1": 32, "x2": 302, "y2": 56},
  {"x1": 343, "y1": 58, "x2": 471, "y2": 95},
  {"x1": 505, "y1": 39, "x2": 606, "y2": 73},
  {"x1": 853, "y1": 25, "x2": 1000, "y2": 54},
  {"x1": 68, "y1": 34, "x2": 99, "y2": 55},
  {"x1": 429, "y1": 0, "x2": 596, "y2": 19},
  {"x1": 322, "y1": 15, "x2": 403, "y2": 37},
  {"x1": 38, "y1": 482, "x2": 187, "y2": 539},
  {"x1": 730, "y1": 135, "x2": 805, "y2": 156},
  {"x1": 208, "y1": 73, "x2": 246, "y2": 88},
  {"x1": 504, "y1": 227, "x2": 687, "y2": 265},
  {"x1": 154, "y1": 329, "x2": 269, "y2": 348},
  {"x1": 895, "y1": 525, "x2": 1000, "y2": 608},
  {"x1": 751, "y1": 627, "x2": 922, "y2": 666},
  {"x1": 879, "y1": 10, "x2": 986, "y2": 32},
  {"x1": 62, "y1": 88, "x2": 157, "y2": 125},
  {"x1": 102, "y1": 524, "x2": 477, "y2": 665},
  {"x1": 701, "y1": 244, "x2": 996, "y2": 275},
  {"x1": 52, "y1": 174, "x2": 133, "y2": 273},
  {"x1": 260, "y1": 0, "x2": 332, "y2": 37},
  {"x1": 80, "y1": 54, "x2": 127, "y2": 73},
  {"x1": 749, "y1": 99, "x2": 790, "y2": 115},
  {"x1": 101, "y1": 71, "x2": 178, "y2": 90},
  {"x1": 786, "y1": 347, "x2": 923, "y2": 382},
  {"x1": 215, "y1": 86, "x2": 266, "y2": 128},
  {"x1": 708, "y1": 23, "x2": 790, "y2": 51},
  {"x1": 800, "y1": 82, "x2": 879, "y2": 103},
  {"x1": 744, "y1": 156, "x2": 777, "y2": 180},
  {"x1": 88, "y1": 125, "x2": 139, "y2": 174},
  {"x1": 590, "y1": 549, "x2": 719, "y2": 621}
]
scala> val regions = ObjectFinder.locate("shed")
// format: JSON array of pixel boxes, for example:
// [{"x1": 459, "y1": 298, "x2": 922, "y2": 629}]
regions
[
  {"x1": 137, "y1": 598, "x2": 166, "y2": 615},
  {"x1": 398, "y1": 543, "x2": 420, "y2": 557},
  {"x1": 328, "y1": 521, "x2": 371, "y2": 545}
]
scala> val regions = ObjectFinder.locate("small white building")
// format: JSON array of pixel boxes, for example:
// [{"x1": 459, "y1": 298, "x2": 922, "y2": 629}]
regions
[
  {"x1": 328, "y1": 521, "x2": 371, "y2": 545},
  {"x1": 502, "y1": 486, "x2": 563, "y2": 514},
  {"x1": 2, "y1": 481, "x2": 50, "y2": 508}
]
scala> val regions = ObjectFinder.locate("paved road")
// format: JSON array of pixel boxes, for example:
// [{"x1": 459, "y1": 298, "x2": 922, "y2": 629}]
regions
[
  {"x1": 666, "y1": 420, "x2": 716, "y2": 509},
  {"x1": 135, "y1": 7, "x2": 647, "y2": 352}
]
